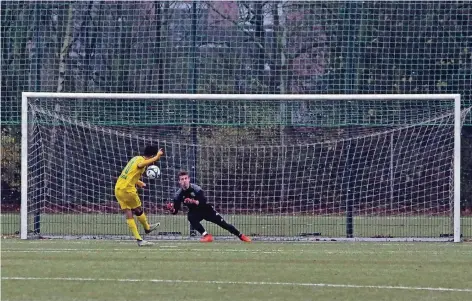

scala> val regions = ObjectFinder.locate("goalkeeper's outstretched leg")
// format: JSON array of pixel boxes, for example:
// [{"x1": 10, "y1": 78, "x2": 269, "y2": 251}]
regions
[
  {"x1": 204, "y1": 209, "x2": 251, "y2": 242},
  {"x1": 187, "y1": 213, "x2": 214, "y2": 242}
]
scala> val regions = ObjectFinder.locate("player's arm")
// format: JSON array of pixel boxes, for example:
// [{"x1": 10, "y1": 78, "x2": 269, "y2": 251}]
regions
[
  {"x1": 166, "y1": 190, "x2": 183, "y2": 215},
  {"x1": 136, "y1": 180, "x2": 146, "y2": 188},
  {"x1": 137, "y1": 148, "x2": 164, "y2": 168},
  {"x1": 184, "y1": 189, "x2": 207, "y2": 206}
]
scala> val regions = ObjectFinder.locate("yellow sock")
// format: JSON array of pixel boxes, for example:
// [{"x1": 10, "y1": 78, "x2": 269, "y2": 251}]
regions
[
  {"x1": 137, "y1": 213, "x2": 150, "y2": 231},
  {"x1": 126, "y1": 218, "x2": 142, "y2": 241}
]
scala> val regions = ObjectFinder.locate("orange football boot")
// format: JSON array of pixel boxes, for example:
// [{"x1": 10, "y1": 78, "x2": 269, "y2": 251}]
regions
[
  {"x1": 200, "y1": 234, "x2": 214, "y2": 242},
  {"x1": 239, "y1": 234, "x2": 251, "y2": 242}
]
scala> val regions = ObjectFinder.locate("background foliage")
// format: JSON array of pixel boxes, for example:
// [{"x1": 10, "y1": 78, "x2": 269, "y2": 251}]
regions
[{"x1": 1, "y1": 1, "x2": 471, "y2": 210}]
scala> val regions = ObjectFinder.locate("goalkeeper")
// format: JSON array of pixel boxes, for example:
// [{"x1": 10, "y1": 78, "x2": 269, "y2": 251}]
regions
[
  {"x1": 166, "y1": 170, "x2": 251, "y2": 243},
  {"x1": 115, "y1": 145, "x2": 164, "y2": 246}
]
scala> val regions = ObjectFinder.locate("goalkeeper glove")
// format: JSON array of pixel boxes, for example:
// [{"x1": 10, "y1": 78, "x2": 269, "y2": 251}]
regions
[
  {"x1": 165, "y1": 203, "x2": 175, "y2": 213},
  {"x1": 184, "y1": 198, "x2": 199, "y2": 205}
]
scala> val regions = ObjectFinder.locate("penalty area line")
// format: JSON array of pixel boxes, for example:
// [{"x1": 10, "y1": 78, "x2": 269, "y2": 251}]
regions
[{"x1": 2, "y1": 277, "x2": 471, "y2": 293}]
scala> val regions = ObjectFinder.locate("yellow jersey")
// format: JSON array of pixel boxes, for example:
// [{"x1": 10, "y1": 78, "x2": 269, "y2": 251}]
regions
[{"x1": 115, "y1": 156, "x2": 145, "y2": 192}]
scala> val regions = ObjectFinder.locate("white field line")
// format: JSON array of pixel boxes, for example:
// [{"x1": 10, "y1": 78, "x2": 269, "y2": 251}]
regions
[
  {"x1": 1, "y1": 248, "x2": 283, "y2": 254},
  {"x1": 3, "y1": 240, "x2": 469, "y2": 248},
  {"x1": 1, "y1": 240, "x2": 461, "y2": 245},
  {"x1": 2, "y1": 276, "x2": 471, "y2": 293},
  {"x1": 2, "y1": 248, "x2": 471, "y2": 255}
]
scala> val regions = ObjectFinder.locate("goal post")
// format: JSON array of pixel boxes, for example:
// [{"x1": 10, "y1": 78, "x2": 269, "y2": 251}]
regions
[{"x1": 21, "y1": 92, "x2": 465, "y2": 242}]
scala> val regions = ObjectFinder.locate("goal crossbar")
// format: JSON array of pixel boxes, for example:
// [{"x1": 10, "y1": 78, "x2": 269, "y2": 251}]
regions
[{"x1": 22, "y1": 92, "x2": 461, "y2": 101}]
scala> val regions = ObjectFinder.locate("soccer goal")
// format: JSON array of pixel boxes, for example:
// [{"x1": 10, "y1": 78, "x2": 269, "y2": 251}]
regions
[{"x1": 21, "y1": 92, "x2": 467, "y2": 242}]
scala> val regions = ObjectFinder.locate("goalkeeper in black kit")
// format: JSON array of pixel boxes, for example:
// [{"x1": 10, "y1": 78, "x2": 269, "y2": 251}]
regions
[{"x1": 166, "y1": 170, "x2": 251, "y2": 243}]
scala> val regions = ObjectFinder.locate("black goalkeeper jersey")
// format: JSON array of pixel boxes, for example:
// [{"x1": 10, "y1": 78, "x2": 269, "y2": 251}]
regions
[{"x1": 171, "y1": 184, "x2": 212, "y2": 214}]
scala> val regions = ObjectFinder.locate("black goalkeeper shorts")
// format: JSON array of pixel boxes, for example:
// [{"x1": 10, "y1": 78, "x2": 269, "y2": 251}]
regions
[{"x1": 187, "y1": 206, "x2": 224, "y2": 225}]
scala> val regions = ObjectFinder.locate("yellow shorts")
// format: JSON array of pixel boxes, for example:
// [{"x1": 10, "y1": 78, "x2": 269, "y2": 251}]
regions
[{"x1": 115, "y1": 189, "x2": 141, "y2": 210}]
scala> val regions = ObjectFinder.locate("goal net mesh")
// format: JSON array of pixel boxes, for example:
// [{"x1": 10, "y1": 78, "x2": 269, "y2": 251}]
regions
[{"x1": 26, "y1": 96, "x2": 469, "y2": 240}]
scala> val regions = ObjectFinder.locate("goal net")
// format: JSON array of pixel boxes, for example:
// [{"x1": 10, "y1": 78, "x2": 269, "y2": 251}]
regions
[{"x1": 21, "y1": 93, "x2": 467, "y2": 242}]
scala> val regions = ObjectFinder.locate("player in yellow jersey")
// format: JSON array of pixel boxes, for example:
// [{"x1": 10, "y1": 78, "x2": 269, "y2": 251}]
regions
[{"x1": 115, "y1": 145, "x2": 164, "y2": 246}]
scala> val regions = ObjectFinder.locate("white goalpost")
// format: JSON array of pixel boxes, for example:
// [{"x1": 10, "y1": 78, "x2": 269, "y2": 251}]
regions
[{"x1": 21, "y1": 92, "x2": 464, "y2": 242}]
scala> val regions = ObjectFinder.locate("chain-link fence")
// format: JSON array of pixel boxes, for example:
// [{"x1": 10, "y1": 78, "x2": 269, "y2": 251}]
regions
[{"x1": 1, "y1": 1, "x2": 471, "y2": 237}]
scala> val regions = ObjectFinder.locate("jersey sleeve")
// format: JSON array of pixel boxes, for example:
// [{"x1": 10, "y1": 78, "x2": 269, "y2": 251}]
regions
[
  {"x1": 135, "y1": 156, "x2": 145, "y2": 168},
  {"x1": 171, "y1": 189, "x2": 183, "y2": 214},
  {"x1": 193, "y1": 185, "x2": 208, "y2": 206}
]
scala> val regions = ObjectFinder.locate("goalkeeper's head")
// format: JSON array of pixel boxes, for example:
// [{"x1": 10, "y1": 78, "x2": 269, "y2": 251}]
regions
[
  {"x1": 143, "y1": 145, "x2": 159, "y2": 158},
  {"x1": 178, "y1": 170, "x2": 191, "y2": 190}
]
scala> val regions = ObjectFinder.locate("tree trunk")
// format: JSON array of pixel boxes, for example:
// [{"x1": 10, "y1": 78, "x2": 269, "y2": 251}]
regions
[
  {"x1": 57, "y1": 4, "x2": 73, "y2": 92},
  {"x1": 254, "y1": 1, "x2": 265, "y2": 84}
]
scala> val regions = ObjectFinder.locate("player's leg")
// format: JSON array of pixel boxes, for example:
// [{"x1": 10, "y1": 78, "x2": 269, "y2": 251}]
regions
[
  {"x1": 189, "y1": 223, "x2": 197, "y2": 236},
  {"x1": 187, "y1": 212, "x2": 205, "y2": 234},
  {"x1": 127, "y1": 193, "x2": 149, "y2": 231},
  {"x1": 116, "y1": 190, "x2": 150, "y2": 246},
  {"x1": 132, "y1": 206, "x2": 160, "y2": 234},
  {"x1": 204, "y1": 209, "x2": 251, "y2": 242},
  {"x1": 204, "y1": 209, "x2": 240, "y2": 235},
  {"x1": 122, "y1": 208, "x2": 143, "y2": 241},
  {"x1": 188, "y1": 213, "x2": 213, "y2": 242},
  {"x1": 116, "y1": 191, "x2": 143, "y2": 241}
]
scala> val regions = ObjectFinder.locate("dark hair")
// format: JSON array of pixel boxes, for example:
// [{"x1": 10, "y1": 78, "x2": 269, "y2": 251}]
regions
[
  {"x1": 143, "y1": 145, "x2": 159, "y2": 157},
  {"x1": 178, "y1": 170, "x2": 189, "y2": 178}
]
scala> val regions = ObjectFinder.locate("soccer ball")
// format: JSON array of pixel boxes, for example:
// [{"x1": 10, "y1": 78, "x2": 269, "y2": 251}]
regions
[{"x1": 146, "y1": 165, "x2": 160, "y2": 179}]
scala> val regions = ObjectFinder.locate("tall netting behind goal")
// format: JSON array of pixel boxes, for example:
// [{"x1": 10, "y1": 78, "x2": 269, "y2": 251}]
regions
[{"x1": 22, "y1": 93, "x2": 468, "y2": 241}]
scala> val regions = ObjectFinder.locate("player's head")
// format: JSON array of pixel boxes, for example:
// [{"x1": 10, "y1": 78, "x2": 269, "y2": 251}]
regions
[
  {"x1": 142, "y1": 145, "x2": 159, "y2": 158},
  {"x1": 178, "y1": 170, "x2": 190, "y2": 190}
]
